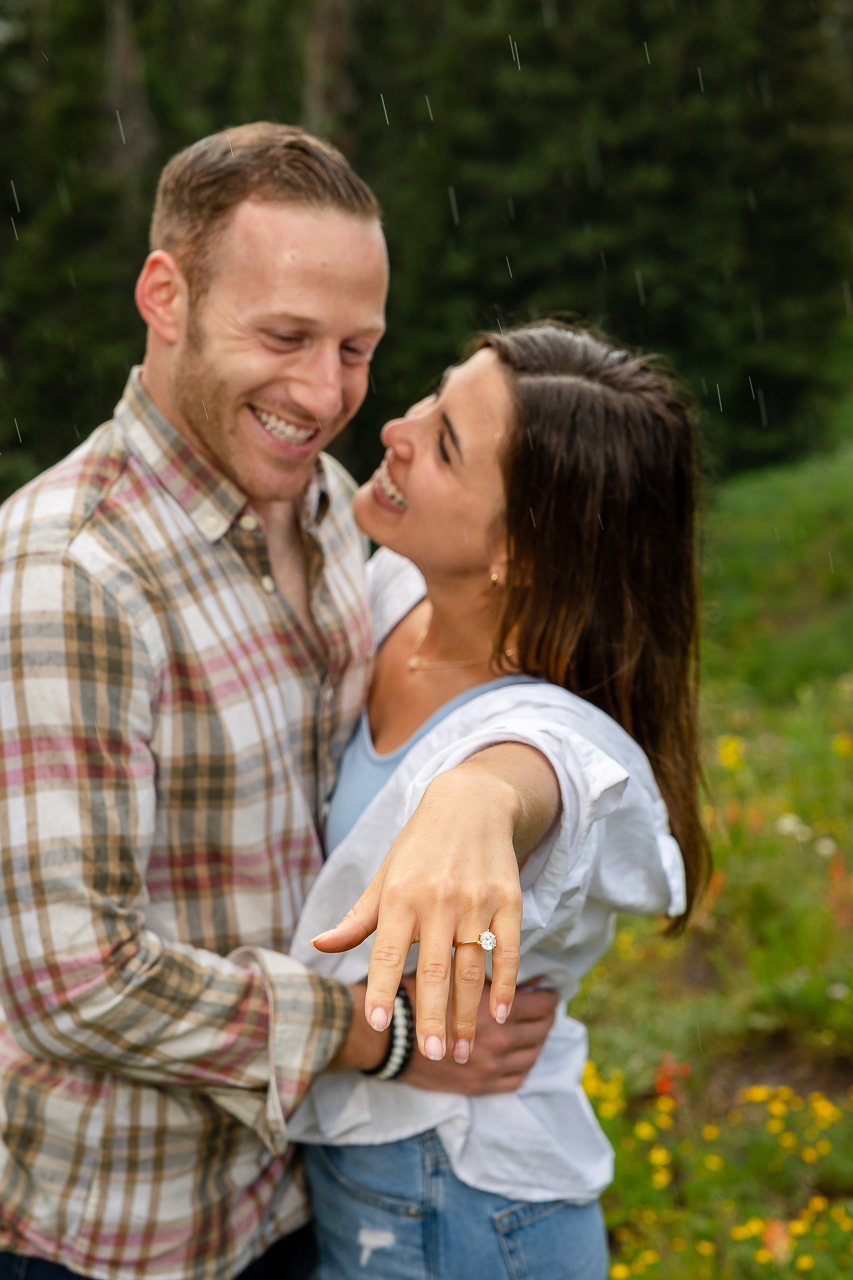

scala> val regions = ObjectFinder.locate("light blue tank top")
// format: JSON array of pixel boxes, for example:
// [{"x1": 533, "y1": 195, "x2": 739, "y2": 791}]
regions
[{"x1": 325, "y1": 676, "x2": 538, "y2": 854}]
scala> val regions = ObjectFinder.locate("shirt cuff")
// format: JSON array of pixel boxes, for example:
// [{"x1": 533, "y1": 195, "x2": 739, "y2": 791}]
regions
[{"x1": 211, "y1": 946, "x2": 353, "y2": 1154}]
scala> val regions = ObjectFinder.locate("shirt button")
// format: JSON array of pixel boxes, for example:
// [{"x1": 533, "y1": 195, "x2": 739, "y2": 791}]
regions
[
  {"x1": 260, "y1": 574, "x2": 276, "y2": 595},
  {"x1": 203, "y1": 514, "x2": 221, "y2": 533},
  {"x1": 239, "y1": 513, "x2": 259, "y2": 532},
  {"x1": 406, "y1": 1205, "x2": 420, "y2": 1218}
]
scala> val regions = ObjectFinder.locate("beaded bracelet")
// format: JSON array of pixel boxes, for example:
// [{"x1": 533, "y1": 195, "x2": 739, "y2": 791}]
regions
[{"x1": 362, "y1": 984, "x2": 415, "y2": 1081}]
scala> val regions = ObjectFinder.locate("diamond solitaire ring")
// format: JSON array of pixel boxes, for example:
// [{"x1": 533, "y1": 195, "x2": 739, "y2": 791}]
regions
[{"x1": 454, "y1": 931, "x2": 497, "y2": 952}]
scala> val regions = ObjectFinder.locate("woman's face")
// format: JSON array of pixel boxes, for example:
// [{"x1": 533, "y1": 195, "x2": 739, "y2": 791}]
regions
[{"x1": 353, "y1": 348, "x2": 513, "y2": 580}]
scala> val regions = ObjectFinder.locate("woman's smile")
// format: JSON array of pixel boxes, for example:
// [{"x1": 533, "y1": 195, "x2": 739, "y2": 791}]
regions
[{"x1": 372, "y1": 454, "x2": 408, "y2": 511}]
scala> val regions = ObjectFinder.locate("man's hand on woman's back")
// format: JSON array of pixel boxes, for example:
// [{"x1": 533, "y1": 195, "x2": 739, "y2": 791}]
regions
[{"x1": 330, "y1": 978, "x2": 558, "y2": 1095}]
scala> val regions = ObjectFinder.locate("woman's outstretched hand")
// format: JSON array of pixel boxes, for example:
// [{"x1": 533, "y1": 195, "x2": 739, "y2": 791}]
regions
[{"x1": 311, "y1": 743, "x2": 561, "y2": 1064}]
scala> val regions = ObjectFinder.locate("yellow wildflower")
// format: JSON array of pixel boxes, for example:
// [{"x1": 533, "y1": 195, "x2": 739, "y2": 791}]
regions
[
  {"x1": 695, "y1": 1240, "x2": 715, "y2": 1256},
  {"x1": 702, "y1": 1124, "x2": 719, "y2": 1141},
  {"x1": 795, "y1": 1257, "x2": 816, "y2": 1271},
  {"x1": 704, "y1": 1154, "x2": 723, "y2": 1171},
  {"x1": 832, "y1": 732, "x2": 853, "y2": 757},
  {"x1": 648, "y1": 1146, "x2": 671, "y2": 1165},
  {"x1": 717, "y1": 735, "x2": 746, "y2": 770},
  {"x1": 802, "y1": 1148, "x2": 818, "y2": 1163},
  {"x1": 651, "y1": 1169, "x2": 672, "y2": 1189},
  {"x1": 755, "y1": 1247, "x2": 773, "y2": 1263},
  {"x1": 745, "y1": 1085, "x2": 772, "y2": 1102},
  {"x1": 670, "y1": 1238, "x2": 686, "y2": 1252},
  {"x1": 634, "y1": 1121, "x2": 657, "y2": 1141},
  {"x1": 609, "y1": 1266, "x2": 630, "y2": 1280}
]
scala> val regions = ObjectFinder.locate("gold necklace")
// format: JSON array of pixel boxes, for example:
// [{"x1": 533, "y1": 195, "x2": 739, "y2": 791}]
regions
[{"x1": 407, "y1": 625, "x2": 515, "y2": 672}]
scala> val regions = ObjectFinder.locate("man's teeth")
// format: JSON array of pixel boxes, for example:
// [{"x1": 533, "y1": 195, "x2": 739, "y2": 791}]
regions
[
  {"x1": 377, "y1": 457, "x2": 407, "y2": 510},
  {"x1": 254, "y1": 408, "x2": 317, "y2": 444}
]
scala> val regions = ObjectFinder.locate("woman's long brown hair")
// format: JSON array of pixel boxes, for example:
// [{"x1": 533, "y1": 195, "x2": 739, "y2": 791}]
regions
[{"x1": 477, "y1": 322, "x2": 710, "y2": 929}]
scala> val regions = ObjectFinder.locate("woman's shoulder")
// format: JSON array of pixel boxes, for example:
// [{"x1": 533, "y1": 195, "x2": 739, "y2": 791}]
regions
[{"x1": 366, "y1": 547, "x2": 427, "y2": 645}]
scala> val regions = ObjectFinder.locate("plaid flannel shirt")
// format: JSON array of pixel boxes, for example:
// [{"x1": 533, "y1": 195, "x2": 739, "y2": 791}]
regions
[{"x1": 0, "y1": 370, "x2": 373, "y2": 1280}]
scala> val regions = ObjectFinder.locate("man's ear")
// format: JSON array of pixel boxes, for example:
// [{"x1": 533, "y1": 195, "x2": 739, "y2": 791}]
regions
[{"x1": 134, "y1": 250, "x2": 189, "y2": 346}]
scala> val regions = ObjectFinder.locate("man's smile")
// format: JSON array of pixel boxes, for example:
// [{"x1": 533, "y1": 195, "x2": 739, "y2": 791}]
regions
[{"x1": 251, "y1": 405, "x2": 320, "y2": 446}]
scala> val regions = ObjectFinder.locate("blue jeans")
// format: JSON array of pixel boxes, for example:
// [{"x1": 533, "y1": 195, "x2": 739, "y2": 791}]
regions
[{"x1": 303, "y1": 1131, "x2": 608, "y2": 1280}]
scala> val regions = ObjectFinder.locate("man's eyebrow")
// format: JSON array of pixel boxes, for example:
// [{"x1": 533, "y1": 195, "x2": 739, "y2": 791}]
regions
[
  {"x1": 441, "y1": 412, "x2": 463, "y2": 461},
  {"x1": 256, "y1": 312, "x2": 385, "y2": 337}
]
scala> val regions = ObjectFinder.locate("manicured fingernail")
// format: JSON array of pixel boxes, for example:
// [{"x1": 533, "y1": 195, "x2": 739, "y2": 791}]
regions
[
  {"x1": 424, "y1": 1035, "x2": 444, "y2": 1061},
  {"x1": 370, "y1": 1008, "x2": 389, "y2": 1032},
  {"x1": 453, "y1": 1039, "x2": 470, "y2": 1064},
  {"x1": 495, "y1": 1004, "x2": 508, "y2": 1025}
]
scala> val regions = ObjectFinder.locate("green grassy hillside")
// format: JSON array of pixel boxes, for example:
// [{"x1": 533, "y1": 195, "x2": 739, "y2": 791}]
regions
[
  {"x1": 702, "y1": 442, "x2": 853, "y2": 700},
  {"x1": 588, "y1": 441, "x2": 853, "y2": 1275}
]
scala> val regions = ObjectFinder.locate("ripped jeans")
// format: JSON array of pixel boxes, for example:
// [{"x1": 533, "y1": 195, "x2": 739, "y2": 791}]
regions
[{"x1": 303, "y1": 1131, "x2": 608, "y2": 1280}]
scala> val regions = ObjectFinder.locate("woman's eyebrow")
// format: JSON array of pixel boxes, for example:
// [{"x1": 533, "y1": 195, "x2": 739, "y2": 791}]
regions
[
  {"x1": 434, "y1": 366, "x2": 453, "y2": 398},
  {"x1": 441, "y1": 412, "x2": 463, "y2": 460}
]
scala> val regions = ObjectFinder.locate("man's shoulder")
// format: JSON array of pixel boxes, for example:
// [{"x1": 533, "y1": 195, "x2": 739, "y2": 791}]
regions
[{"x1": 0, "y1": 418, "x2": 129, "y2": 564}]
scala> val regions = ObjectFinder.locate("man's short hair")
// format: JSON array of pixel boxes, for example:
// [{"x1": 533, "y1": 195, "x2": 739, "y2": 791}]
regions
[{"x1": 149, "y1": 122, "x2": 382, "y2": 300}]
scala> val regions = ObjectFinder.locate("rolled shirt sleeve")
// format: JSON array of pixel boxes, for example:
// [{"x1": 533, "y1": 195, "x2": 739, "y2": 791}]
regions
[{"x1": 0, "y1": 554, "x2": 351, "y2": 1153}]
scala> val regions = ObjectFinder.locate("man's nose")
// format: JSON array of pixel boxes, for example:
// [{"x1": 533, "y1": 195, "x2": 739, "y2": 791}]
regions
[{"x1": 289, "y1": 344, "x2": 345, "y2": 425}]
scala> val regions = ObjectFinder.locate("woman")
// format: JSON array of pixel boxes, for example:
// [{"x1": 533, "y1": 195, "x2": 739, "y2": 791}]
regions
[{"x1": 290, "y1": 322, "x2": 710, "y2": 1279}]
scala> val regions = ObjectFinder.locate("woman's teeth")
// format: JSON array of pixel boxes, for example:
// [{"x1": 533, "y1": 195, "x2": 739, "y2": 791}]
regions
[
  {"x1": 377, "y1": 457, "x2": 407, "y2": 510},
  {"x1": 254, "y1": 407, "x2": 317, "y2": 444}
]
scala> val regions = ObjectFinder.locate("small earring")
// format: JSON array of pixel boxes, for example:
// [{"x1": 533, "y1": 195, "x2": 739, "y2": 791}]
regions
[{"x1": 490, "y1": 573, "x2": 500, "y2": 586}]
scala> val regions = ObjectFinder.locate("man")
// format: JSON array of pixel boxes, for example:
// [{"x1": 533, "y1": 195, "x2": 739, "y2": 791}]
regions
[{"x1": 0, "y1": 125, "x2": 559, "y2": 1280}]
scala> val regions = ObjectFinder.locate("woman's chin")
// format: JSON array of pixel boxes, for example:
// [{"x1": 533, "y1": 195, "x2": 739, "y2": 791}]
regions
[{"x1": 353, "y1": 484, "x2": 397, "y2": 548}]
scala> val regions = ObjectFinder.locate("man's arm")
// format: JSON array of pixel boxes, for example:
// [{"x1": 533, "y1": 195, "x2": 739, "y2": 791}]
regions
[
  {"x1": 312, "y1": 742, "x2": 562, "y2": 1067},
  {"x1": 0, "y1": 556, "x2": 353, "y2": 1154}
]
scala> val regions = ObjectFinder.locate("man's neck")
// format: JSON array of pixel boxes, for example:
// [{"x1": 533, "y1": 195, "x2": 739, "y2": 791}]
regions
[{"x1": 253, "y1": 498, "x2": 322, "y2": 650}]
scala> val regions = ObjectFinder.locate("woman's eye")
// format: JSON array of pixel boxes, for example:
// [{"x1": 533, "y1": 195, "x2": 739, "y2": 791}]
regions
[{"x1": 438, "y1": 434, "x2": 450, "y2": 464}]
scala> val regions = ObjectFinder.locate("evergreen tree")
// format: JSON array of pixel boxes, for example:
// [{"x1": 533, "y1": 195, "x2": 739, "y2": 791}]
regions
[
  {"x1": 335, "y1": 0, "x2": 853, "y2": 479},
  {"x1": 0, "y1": 0, "x2": 851, "y2": 496}
]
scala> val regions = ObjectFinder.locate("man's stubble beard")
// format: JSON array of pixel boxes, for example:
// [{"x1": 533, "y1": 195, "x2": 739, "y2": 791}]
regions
[{"x1": 171, "y1": 320, "x2": 241, "y2": 490}]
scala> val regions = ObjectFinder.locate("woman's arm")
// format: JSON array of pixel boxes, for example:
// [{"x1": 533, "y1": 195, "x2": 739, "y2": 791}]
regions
[{"x1": 311, "y1": 742, "x2": 561, "y2": 1067}]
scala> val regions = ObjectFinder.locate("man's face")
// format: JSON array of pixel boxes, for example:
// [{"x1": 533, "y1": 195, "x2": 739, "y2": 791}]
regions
[{"x1": 171, "y1": 201, "x2": 388, "y2": 502}]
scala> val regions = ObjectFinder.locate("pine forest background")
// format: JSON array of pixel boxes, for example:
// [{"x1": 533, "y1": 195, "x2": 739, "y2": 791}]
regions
[{"x1": 3, "y1": 0, "x2": 853, "y2": 493}]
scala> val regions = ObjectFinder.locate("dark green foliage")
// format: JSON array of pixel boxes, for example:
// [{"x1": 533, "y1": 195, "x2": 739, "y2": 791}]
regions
[
  {"x1": 1, "y1": 0, "x2": 853, "y2": 498},
  {"x1": 340, "y1": 0, "x2": 853, "y2": 480}
]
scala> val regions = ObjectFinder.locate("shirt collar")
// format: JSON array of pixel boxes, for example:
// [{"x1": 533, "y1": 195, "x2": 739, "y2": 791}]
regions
[{"x1": 116, "y1": 367, "x2": 330, "y2": 541}]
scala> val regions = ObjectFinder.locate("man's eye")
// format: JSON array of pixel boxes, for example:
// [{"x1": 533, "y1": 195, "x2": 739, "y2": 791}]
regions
[{"x1": 438, "y1": 434, "x2": 450, "y2": 464}]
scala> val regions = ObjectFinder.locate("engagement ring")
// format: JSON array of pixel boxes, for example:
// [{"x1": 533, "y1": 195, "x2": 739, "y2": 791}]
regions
[{"x1": 454, "y1": 931, "x2": 497, "y2": 952}]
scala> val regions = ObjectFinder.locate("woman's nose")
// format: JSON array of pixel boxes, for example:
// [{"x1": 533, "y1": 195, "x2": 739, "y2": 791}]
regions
[{"x1": 380, "y1": 416, "x2": 414, "y2": 458}]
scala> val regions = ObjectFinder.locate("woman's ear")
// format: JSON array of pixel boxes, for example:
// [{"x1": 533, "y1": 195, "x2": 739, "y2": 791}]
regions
[{"x1": 488, "y1": 549, "x2": 509, "y2": 589}]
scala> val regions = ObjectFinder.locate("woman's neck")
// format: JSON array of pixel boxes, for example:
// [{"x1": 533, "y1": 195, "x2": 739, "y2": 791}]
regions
[
  {"x1": 415, "y1": 572, "x2": 499, "y2": 665},
  {"x1": 367, "y1": 571, "x2": 507, "y2": 755}
]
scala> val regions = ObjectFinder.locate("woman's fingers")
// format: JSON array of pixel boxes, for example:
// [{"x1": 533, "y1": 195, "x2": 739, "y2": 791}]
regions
[
  {"x1": 448, "y1": 936, "x2": 488, "y2": 1063},
  {"x1": 412, "y1": 921, "x2": 457, "y2": 1060},
  {"x1": 487, "y1": 898, "x2": 523, "y2": 1025},
  {"x1": 310, "y1": 866, "x2": 385, "y2": 954},
  {"x1": 362, "y1": 899, "x2": 418, "y2": 1033}
]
